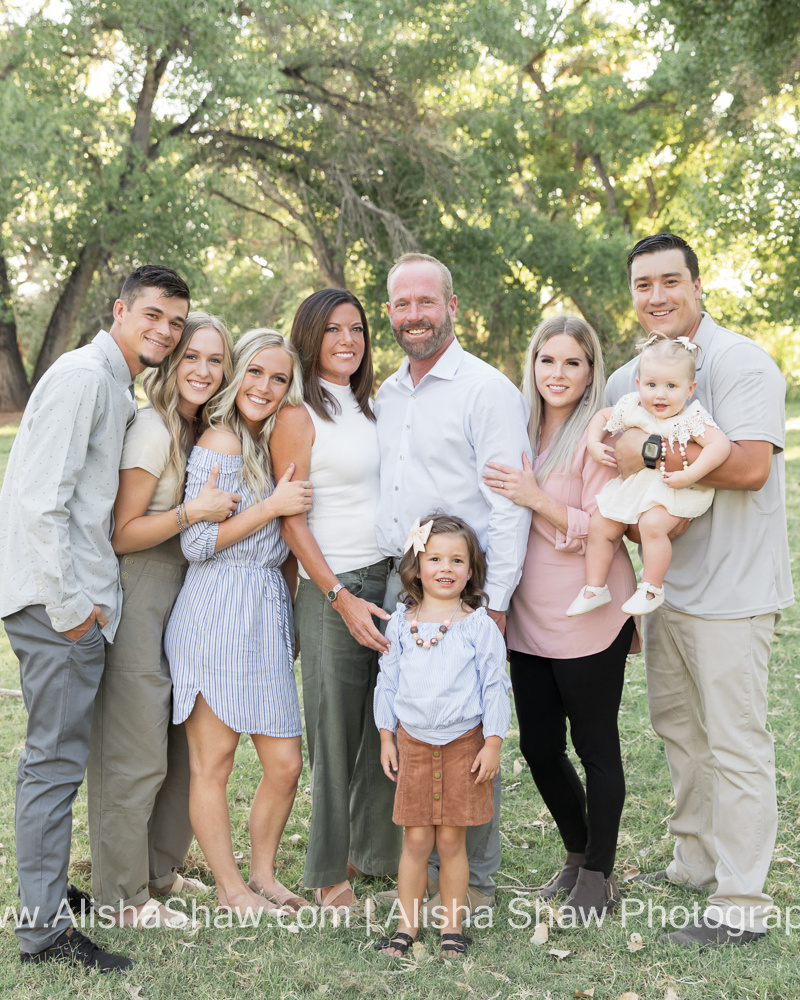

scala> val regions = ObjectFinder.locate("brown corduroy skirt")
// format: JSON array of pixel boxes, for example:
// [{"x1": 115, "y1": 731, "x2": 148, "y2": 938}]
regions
[{"x1": 392, "y1": 723, "x2": 494, "y2": 827}]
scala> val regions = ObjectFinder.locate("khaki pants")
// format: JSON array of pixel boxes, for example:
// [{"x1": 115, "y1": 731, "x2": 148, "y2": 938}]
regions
[
  {"x1": 644, "y1": 607, "x2": 779, "y2": 932},
  {"x1": 87, "y1": 547, "x2": 193, "y2": 908}
]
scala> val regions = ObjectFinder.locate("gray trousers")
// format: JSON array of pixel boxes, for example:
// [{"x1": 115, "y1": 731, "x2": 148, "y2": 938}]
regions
[
  {"x1": 4, "y1": 604, "x2": 106, "y2": 952},
  {"x1": 383, "y1": 566, "x2": 501, "y2": 896},
  {"x1": 295, "y1": 560, "x2": 402, "y2": 887},
  {"x1": 87, "y1": 548, "x2": 193, "y2": 907}
]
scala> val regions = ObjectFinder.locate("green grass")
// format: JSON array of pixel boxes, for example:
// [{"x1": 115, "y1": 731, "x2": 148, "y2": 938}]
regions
[{"x1": 0, "y1": 410, "x2": 799, "y2": 998}]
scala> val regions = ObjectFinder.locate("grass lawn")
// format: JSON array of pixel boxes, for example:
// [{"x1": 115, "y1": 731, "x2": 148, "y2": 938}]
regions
[{"x1": 0, "y1": 408, "x2": 798, "y2": 999}]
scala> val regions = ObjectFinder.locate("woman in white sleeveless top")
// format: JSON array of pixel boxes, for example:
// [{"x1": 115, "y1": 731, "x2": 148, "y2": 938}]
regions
[{"x1": 271, "y1": 289, "x2": 402, "y2": 912}]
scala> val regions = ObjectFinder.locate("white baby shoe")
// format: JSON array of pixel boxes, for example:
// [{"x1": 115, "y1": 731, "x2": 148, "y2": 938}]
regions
[
  {"x1": 566, "y1": 584, "x2": 611, "y2": 617},
  {"x1": 621, "y1": 582, "x2": 665, "y2": 616}
]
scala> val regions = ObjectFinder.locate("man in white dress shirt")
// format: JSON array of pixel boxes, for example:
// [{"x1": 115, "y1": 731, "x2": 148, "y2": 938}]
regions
[
  {"x1": 0, "y1": 265, "x2": 190, "y2": 972},
  {"x1": 607, "y1": 233, "x2": 792, "y2": 948},
  {"x1": 374, "y1": 252, "x2": 531, "y2": 912}
]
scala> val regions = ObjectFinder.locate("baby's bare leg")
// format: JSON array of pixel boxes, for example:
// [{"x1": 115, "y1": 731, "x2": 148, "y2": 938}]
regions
[
  {"x1": 638, "y1": 506, "x2": 685, "y2": 587},
  {"x1": 585, "y1": 512, "x2": 629, "y2": 588}
]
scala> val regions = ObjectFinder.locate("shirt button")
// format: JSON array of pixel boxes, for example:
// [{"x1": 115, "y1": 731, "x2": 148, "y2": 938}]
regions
[
  {"x1": 433, "y1": 793, "x2": 440, "y2": 800},
  {"x1": 121, "y1": 572, "x2": 128, "y2": 579},
  {"x1": 394, "y1": 486, "x2": 399, "y2": 491},
  {"x1": 411, "y1": 394, "x2": 416, "y2": 399},
  {"x1": 125, "y1": 558, "x2": 134, "y2": 565},
  {"x1": 434, "y1": 771, "x2": 441, "y2": 779},
  {"x1": 393, "y1": 518, "x2": 398, "y2": 523},
  {"x1": 433, "y1": 750, "x2": 440, "y2": 758}
]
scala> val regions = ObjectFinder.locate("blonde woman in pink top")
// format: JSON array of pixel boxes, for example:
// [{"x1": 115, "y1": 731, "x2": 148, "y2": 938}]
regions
[{"x1": 483, "y1": 316, "x2": 639, "y2": 923}]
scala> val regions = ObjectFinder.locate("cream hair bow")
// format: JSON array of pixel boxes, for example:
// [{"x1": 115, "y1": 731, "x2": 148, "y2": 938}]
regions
[
  {"x1": 404, "y1": 517, "x2": 433, "y2": 556},
  {"x1": 675, "y1": 336, "x2": 698, "y2": 354}
]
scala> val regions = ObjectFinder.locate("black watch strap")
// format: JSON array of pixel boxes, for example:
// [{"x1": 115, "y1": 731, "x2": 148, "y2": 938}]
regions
[{"x1": 642, "y1": 433, "x2": 662, "y2": 470}]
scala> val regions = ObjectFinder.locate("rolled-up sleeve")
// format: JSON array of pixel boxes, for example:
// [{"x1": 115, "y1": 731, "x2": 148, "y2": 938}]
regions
[
  {"x1": 470, "y1": 380, "x2": 532, "y2": 611},
  {"x1": 179, "y1": 450, "x2": 221, "y2": 562},
  {"x1": 554, "y1": 434, "x2": 617, "y2": 555},
  {"x1": 16, "y1": 371, "x2": 102, "y2": 631}
]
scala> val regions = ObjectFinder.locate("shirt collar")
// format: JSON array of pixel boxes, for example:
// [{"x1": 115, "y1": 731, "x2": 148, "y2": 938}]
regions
[
  {"x1": 691, "y1": 312, "x2": 716, "y2": 372},
  {"x1": 93, "y1": 329, "x2": 136, "y2": 388},
  {"x1": 396, "y1": 337, "x2": 464, "y2": 389}
]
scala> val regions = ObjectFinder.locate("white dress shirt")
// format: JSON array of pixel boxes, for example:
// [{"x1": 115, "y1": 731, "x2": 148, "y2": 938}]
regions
[
  {"x1": 374, "y1": 338, "x2": 532, "y2": 611},
  {"x1": 0, "y1": 330, "x2": 136, "y2": 638}
]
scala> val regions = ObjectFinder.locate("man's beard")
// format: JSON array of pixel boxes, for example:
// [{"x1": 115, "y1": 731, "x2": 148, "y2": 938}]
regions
[
  {"x1": 137, "y1": 352, "x2": 168, "y2": 369},
  {"x1": 391, "y1": 311, "x2": 453, "y2": 360}
]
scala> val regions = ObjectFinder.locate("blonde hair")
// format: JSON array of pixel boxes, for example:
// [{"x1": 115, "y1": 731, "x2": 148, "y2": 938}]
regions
[
  {"x1": 387, "y1": 252, "x2": 454, "y2": 302},
  {"x1": 142, "y1": 312, "x2": 234, "y2": 505},
  {"x1": 205, "y1": 328, "x2": 303, "y2": 499},
  {"x1": 636, "y1": 332, "x2": 698, "y2": 381},
  {"x1": 522, "y1": 316, "x2": 606, "y2": 482}
]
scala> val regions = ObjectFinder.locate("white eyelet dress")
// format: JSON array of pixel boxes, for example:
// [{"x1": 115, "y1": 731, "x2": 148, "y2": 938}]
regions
[
  {"x1": 165, "y1": 446, "x2": 301, "y2": 737},
  {"x1": 596, "y1": 394, "x2": 720, "y2": 523}
]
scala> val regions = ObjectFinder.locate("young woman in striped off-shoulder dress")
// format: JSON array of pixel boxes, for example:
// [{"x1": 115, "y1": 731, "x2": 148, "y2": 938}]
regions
[{"x1": 165, "y1": 329, "x2": 314, "y2": 919}]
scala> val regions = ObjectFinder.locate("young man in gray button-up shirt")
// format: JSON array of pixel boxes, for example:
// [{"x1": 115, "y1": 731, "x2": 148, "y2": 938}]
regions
[{"x1": 0, "y1": 265, "x2": 190, "y2": 973}]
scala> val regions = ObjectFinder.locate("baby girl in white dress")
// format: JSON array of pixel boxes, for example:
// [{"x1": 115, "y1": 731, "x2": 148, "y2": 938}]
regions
[{"x1": 567, "y1": 334, "x2": 731, "y2": 617}]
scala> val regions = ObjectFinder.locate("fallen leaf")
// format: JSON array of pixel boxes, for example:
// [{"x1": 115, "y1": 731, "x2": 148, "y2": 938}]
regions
[
  {"x1": 286, "y1": 923, "x2": 300, "y2": 933},
  {"x1": 574, "y1": 990, "x2": 595, "y2": 998},
  {"x1": 775, "y1": 857, "x2": 797, "y2": 866},
  {"x1": 318, "y1": 987, "x2": 329, "y2": 996},
  {"x1": 125, "y1": 988, "x2": 145, "y2": 1000},
  {"x1": 412, "y1": 941, "x2": 427, "y2": 960},
  {"x1": 621, "y1": 868, "x2": 641, "y2": 882},
  {"x1": 619, "y1": 994, "x2": 639, "y2": 1000},
  {"x1": 664, "y1": 989, "x2": 680, "y2": 1000},
  {"x1": 513, "y1": 759, "x2": 524, "y2": 776},
  {"x1": 531, "y1": 922, "x2": 549, "y2": 945},
  {"x1": 289, "y1": 834, "x2": 302, "y2": 846},
  {"x1": 627, "y1": 932, "x2": 644, "y2": 953},
  {"x1": 233, "y1": 851, "x2": 244, "y2": 860},
  {"x1": 548, "y1": 948, "x2": 571, "y2": 960}
]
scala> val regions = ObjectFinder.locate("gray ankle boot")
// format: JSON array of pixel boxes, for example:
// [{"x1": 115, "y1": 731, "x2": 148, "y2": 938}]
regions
[
  {"x1": 559, "y1": 868, "x2": 620, "y2": 924},
  {"x1": 535, "y1": 851, "x2": 586, "y2": 901}
]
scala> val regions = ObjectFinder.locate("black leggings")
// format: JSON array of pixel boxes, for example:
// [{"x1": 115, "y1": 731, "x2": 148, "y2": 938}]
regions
[{"x1": 509, "y1": 618, "x2": 635, "y2": 877}]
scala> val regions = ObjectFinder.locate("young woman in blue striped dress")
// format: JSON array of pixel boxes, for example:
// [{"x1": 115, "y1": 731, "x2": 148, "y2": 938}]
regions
[{"x1": 165, "y1": 328, "x2": 314, "y2": 919}]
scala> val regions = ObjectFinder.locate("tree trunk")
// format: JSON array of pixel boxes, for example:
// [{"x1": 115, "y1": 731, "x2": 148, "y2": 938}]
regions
[
  {"x1": 32, "y1": 241, "x2": 104, "y2": 385},
  {"x1": 29, "y1": 45, "x2": 175, "y2": 384},
  {"x1": 0, "y1": 252, "x2": 29, "y2": 409}
]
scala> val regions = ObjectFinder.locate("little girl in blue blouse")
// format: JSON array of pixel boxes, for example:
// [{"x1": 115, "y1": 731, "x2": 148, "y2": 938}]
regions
[{"x1": 374, "y1": 513, "x2": 511, "y2": 961}]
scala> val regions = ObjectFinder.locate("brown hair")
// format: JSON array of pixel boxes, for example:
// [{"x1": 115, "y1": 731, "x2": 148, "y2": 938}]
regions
[
  {"x1": 289, "y1": 288, "x2": 374, "y2": 422},
  {"x1": 398, "y1": 512, "x2": 488, "y2": 612}
]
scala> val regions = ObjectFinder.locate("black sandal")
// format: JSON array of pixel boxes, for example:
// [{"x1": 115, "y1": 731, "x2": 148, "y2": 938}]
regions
[
  {"x1": 375, "y1": 931, "x2": 415, "y2": 957},
  {"x1": 440, "y1": 932, "x2": 471, "y2": 958}
]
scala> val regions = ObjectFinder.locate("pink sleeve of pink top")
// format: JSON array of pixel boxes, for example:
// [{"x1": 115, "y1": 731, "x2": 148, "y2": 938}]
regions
[{"x1": 554, "y1": 433, "x2": 616, "y2": 554}]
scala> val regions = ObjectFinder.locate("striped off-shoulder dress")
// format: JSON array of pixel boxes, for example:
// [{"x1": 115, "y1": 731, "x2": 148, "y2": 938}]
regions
[{"x1": 165, "y1": 446, "x2": 301, "y2": 737}]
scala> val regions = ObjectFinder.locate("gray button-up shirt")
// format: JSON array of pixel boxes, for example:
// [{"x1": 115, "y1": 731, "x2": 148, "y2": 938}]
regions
[{"x1": 0, "y1": 330, "x2": 136, "y2": 639}]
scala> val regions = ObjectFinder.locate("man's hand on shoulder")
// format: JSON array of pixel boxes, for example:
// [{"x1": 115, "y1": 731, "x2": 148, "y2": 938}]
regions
[{"x1": 63, "y1": 605, "x2": 107, "y2": 642}]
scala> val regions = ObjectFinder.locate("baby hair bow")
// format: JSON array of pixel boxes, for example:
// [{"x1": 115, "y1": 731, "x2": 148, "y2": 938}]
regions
[
  {"x1": 675, "y1": 336, "x2": 698, "y2": 354},
  {"x1": 404, "y1": 517, "x2": 433, "y2": 556},
  {"x1": 636, "y1": 332, "x2": 663, "y2": 351}
]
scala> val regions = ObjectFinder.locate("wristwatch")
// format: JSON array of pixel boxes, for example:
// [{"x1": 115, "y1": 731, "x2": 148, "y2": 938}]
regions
[
  {"x1": 641, "y1": 433, "x2": 662, "y2": 470},
  {"x1": 326, "y1": 583, "x2": 345, "y2": 603}
]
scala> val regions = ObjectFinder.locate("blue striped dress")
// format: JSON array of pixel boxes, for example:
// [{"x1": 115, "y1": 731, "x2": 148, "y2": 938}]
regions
[{"x1": 165, "y1": 447, "x2": 301, "y2": 737}]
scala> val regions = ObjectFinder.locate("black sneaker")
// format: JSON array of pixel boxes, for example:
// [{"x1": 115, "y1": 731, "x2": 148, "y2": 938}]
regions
[
  {"x1": 20, "y1": 927, "x2": 133, "y2": 973},
  {"x1": 66, "y1": 883, "x2": 92, "y2": 917}
]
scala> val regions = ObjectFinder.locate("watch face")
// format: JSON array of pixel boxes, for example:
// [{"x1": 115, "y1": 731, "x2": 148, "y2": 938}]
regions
[{"x1": 643, "y1": 441, "x2": 660, "y2": 460}]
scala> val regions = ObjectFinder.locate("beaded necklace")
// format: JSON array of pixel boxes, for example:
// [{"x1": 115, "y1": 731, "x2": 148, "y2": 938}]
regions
[{"x1": 409, "y1": 599, "x2": 464, "y2": 650}]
